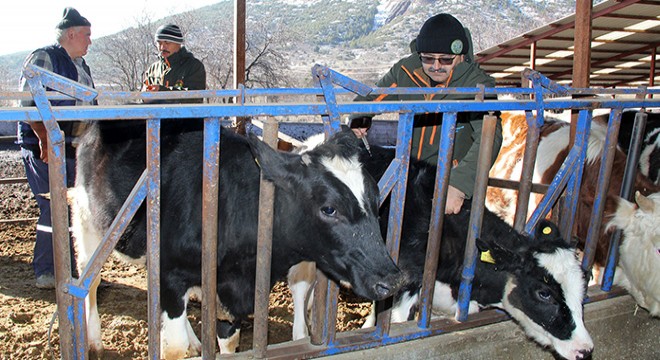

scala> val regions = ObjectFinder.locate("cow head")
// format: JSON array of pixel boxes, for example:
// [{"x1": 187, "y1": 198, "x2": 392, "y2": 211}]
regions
[
  {"x1": 477, "y1": 220, "x2": 593, "y2": 360},
  {"x1": 246, "y1": 130, "x2": 405, "y2": 301},
  {"x1": 607, "y1": 191, "x2": 660, "y2": 317}
]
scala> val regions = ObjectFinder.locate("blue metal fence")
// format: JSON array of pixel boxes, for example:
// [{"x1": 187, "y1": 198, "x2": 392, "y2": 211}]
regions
[{"x1": 0, "y1": 64, "x2": 658, "y2": 359}]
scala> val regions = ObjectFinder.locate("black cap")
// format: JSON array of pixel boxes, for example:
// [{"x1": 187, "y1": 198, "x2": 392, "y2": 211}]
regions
[
  {"x1": 56, "y1": 7, "x2": 91, "y2": 30},
  {"x1": 416, "y1": 14, "x2": 468, "y2": 55}
]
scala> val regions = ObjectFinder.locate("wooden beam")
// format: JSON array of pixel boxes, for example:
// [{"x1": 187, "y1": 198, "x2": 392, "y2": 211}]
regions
[
  {"x1": 573, "y1": 0, "x2": 592, "y2": 89},
  {"x1": 233, "y1": 0, "x2": 247, "y2": 134}
]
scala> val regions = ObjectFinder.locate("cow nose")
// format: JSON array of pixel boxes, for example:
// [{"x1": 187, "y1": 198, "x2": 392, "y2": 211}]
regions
[
  {"x1": 576, "y1": 348, "x2": 593, "y2": 360},
  {"x1": 373, "y1": 281, "x2": 394, "y2": 299},
  {"x1": 373, "y1": 270, "x2": 406, "y2": 299}
]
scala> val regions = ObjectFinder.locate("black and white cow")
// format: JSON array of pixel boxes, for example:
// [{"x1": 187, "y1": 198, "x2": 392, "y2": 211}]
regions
[
  {"x1": 70, "y1": 120, "x2": 406, "y2": 359},
  {"x1": 615, "y1": 110, "x2": 660, "y2": 185},
  {"x1": 290, "y1": 142, "x2": 593, "y2": 360}
]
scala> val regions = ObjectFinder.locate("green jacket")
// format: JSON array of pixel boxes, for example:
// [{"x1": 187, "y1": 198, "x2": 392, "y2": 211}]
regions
[
  {"x1": 354, "y1": 41, "x2": 502, "y2": 198},
  {"x1": 143, "y1": 47, "x2": 206, "y2": 103}
]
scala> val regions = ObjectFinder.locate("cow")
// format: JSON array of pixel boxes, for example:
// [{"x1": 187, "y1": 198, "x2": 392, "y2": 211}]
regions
[
  {"x1": 486, "y1": 111, "x2": 660, "y2": 268},
  {"x1": 606, "y1": 191, "x2": 660, "y2": 317},
  {"x1": 613, "y1": 110, "x2": 660, "y2": 185},
  {"x1": 290, "y1": 141, "x2": 594, "y2": 360},
  {"x1": 639, "y1": 126, "x2": 660, "y2": 185},
  {"x1": 69, "y1": 120, "x2": 406, "y2": 359}
]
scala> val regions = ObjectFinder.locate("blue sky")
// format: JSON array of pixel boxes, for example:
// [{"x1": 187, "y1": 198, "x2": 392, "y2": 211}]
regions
[{"x1": 2, "y1": 0, "x2": 220, "y2": 56}]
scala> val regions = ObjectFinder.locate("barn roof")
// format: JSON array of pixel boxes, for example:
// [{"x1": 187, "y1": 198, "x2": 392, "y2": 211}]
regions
[{"x1": 476, "y1": 0, "x2": 659, "y2": 88}]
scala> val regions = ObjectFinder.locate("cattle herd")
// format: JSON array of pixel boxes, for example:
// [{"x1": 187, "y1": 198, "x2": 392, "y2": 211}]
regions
[{"x1": 65, "y1": 109, "x2": 659, "y2": 359}]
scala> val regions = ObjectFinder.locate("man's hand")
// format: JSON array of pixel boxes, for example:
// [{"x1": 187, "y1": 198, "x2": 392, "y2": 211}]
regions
[
  {"x1": 144, "y1": 84, "x2": 163, "y2": 92},
  {"x1": 445, "y1": 185, "x2": 465, "y2": 214},
  {"x1": 351, "y1": 127, "x2": 368, "y2": 139},
  {"x1": 38, "y1": 138, "x2": 49, "y2": 163},
  {"x1": 29, "y1": 122, "x2": 49, "y2": 163}
]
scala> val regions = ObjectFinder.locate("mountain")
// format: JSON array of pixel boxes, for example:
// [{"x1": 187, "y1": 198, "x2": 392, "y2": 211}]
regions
[{"x1": 0, "y1": 0, "x2": 579, "y2": 94}]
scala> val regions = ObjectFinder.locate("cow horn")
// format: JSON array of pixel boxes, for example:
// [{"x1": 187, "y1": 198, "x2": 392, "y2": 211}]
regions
[{"x1": 634, "y1": 191, "x2": 655, "y2": 212}]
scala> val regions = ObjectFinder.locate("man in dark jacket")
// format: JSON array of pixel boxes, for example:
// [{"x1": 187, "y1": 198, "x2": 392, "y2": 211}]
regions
[
  {"x1": 350, "y1": 13, "x2": 502, "y2": 214},
  {"x1": 142, "y1": 24, "x2": 206, "y2": 103},
  {"x1": 17, "y1": 7, "x2": 95, "y2": 289}
]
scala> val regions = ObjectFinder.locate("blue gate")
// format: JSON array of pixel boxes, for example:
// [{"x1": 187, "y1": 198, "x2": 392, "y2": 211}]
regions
[{"x1": 1, "y1": 64, "x2": 658, "y2": 359}]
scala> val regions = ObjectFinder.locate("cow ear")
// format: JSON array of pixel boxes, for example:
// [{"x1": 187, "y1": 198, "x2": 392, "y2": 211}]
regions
[
  {"x1": 477, "y1": 238, "x2": 524, "y2": 271},
  {"x1": 246, "y1": 133, "x2": 304, "y2": 189},
  {"x1": 535, "y1": 220, "x2": 562, "y2": 242},
  {"x1": 635, "y1": 191, "x2": 655, "y2": 213}
]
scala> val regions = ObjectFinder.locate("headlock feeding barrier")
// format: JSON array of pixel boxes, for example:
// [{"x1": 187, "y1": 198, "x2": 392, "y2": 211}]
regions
[{"x1": 0, "y1": 63, "x2": 658, "y2": 359}]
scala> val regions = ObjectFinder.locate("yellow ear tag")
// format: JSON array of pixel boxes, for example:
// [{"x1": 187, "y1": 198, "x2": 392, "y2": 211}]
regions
[
  {"x1": 480, "y1": 250, "x2": 496, "y2": 264},
  {"x1": 542, "y1": 226, "x2": 552, "y2": 235}
]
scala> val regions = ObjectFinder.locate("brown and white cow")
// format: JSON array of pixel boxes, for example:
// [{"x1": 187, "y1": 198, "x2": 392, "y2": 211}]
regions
[{"x1": 486, "y1": 111, "x2": 660, "y2": 268}]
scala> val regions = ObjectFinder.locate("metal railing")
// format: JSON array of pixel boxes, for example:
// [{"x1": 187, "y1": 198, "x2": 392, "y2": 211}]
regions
[{"x1": 0, "y1": 63, "x2": 658, "y2": 359}]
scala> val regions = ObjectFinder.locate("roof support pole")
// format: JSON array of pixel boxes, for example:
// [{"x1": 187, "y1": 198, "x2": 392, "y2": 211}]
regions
[
  {"x1": 571, "y1": 0, "x2": 593, "y2": 146},
  {"x1": 234, "y1": 0, "x2": 247, "y2": 134},
  {"x1": 650, "y1": 46, "x2": 656, "y2": 92}
]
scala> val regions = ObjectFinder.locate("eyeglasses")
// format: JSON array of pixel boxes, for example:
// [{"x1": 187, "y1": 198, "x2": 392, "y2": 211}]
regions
[{"x1": 419, "y1": 55, "x2": 457, "y2": 65}]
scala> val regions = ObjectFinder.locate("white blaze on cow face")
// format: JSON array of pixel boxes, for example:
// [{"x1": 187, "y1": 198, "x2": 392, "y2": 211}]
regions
[
  {"x1": 503, "y1": 247, "x2": 593, "y2": 360},
  {"x1": 320, "y1": 154, "x2": 368, "y2": 214}
]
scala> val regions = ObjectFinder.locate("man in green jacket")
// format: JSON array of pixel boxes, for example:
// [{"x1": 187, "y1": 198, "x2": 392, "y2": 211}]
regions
[
  {"x1": 351, "y1": 13, "x2": 502, "y2": 214},
  {"x1": 142, "y1": 24, "x2": 206, "y2": 103}
]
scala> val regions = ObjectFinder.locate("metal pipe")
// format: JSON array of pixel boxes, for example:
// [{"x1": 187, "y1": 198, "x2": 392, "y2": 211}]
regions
[
  {"x1": 146, "y1": 119, "x2": 162, "y2": 360},
  {"x1": 512, "y1": 110, "x2": 541, "y2": 232},
  {"x1": 560, "y1": 110, "x2": 592, "y2": 244},
  {"x1": 602, "y1": 111, "x2": 647, "y2": 290},
  {"x1": 253, "y1": 118, "x2": 278, "y2": 357},
  {"x1": 375, "y1": 112, "x2": 415, "y2": 335},
  {"x1": 201, "y1": 117, "x2": 221, "y2": 358},
  {"x1": 456, "y1": 115, "x2": 497, "y2": 322},
  {"x1": 24, "y1": 66, "x2": 78, "y2": 359},
  {"x1": 418, "y1": 112, "x2": 456, "y2": 328},
  {"x1": 581, "y1": 109, "x2": 622, "y2": 271}
]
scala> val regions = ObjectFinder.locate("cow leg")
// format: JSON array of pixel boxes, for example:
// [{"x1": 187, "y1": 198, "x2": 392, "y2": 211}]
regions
[
  {"x1": 217, "y1": 320, "x2": 241, "y2": 354},
  {"x1": 361, "y1": 290, "x2": 420, "y2": 328},
  {"x1": 69, "y1": 186, "x2": 104, "y2": 355},
  {"x1": 432, "y1": 282, "x2": 479, "y2": 317},
  {"x1": 183, "y1": 290, "x2": 202, "y2": 354},
  {"x1": 161, "y1": 308, "x2": 195, "y2": 359},
  {"x1": 84, "y1": 276, "x2": 103, "y2": 355},
  {"x1": 161, "y1": 288, "x2": 202, "y2": 359},
  {"x1": 361, "y1": 301, "x2": 376, "y2": 328},
  {"x1": 391, "y1": 291, "x2": 419, "y2": 322},
  {"x1": 288, "y1": 261, "x2": 316, "y2": 340}
]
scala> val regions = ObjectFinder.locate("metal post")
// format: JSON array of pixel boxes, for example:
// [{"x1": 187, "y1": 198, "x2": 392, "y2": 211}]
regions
[
  {"x1": 146, "y1": 119, "x2": 162, "y2": 360},
  {"x1": 456, "y1": 115, "x2": 497, "y2": 322},
  {"x1": 253, "y1": 118, "x2": 278, "y2": 357},
  {"x1": 512, "y1": 110, "x2": 541, "y2": 232},
  {"x1": 418, "y1": 112, "x2": 455, "y2": 328},
  {"x1": 581, "y1": 109, "x2": 622, "y2": 271},
  {"x1": 560, "y1": 110, "x2": 591, "y2": 245},
  {"x1": 602, "y1": 111, "x2": 647, "y2": 289},
  {"x1": 201, "y1": 117, "x2": 220, "y2": 358}
]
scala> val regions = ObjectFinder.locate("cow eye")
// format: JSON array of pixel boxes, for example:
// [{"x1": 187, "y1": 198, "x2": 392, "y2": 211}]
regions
[
  {"x1": 536, "y1": 289, "x2": 552, "y2": 302},
  {"x1": 320, "y1": 206, "x2": 337, "y2": 217}
]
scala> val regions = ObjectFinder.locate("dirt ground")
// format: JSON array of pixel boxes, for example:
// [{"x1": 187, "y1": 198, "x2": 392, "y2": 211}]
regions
[{"x1": 0, "y1": 147, "x2": 371, "y2": 359}]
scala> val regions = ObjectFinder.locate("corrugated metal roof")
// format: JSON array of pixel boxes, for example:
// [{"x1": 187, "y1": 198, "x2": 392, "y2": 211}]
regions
[{"x1": 476, "y1": 0, "x2": 659, "y2": 88}]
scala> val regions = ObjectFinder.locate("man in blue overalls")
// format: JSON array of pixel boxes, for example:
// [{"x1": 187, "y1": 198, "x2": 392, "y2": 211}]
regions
[{"x1": 17, "y1": 7, "x2": 95, "y2": 289}]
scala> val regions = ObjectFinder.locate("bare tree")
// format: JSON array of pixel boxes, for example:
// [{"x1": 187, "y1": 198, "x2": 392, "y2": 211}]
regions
[
  {"x1": 92, "y1": 13, "x2": 156, "y2": 92},
  {"x1": 244, "y1": 20, "x2": 295, "y2": 89},
  {"x1": 91, "y1": 11, "x2": 295, "y2": 95}
]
